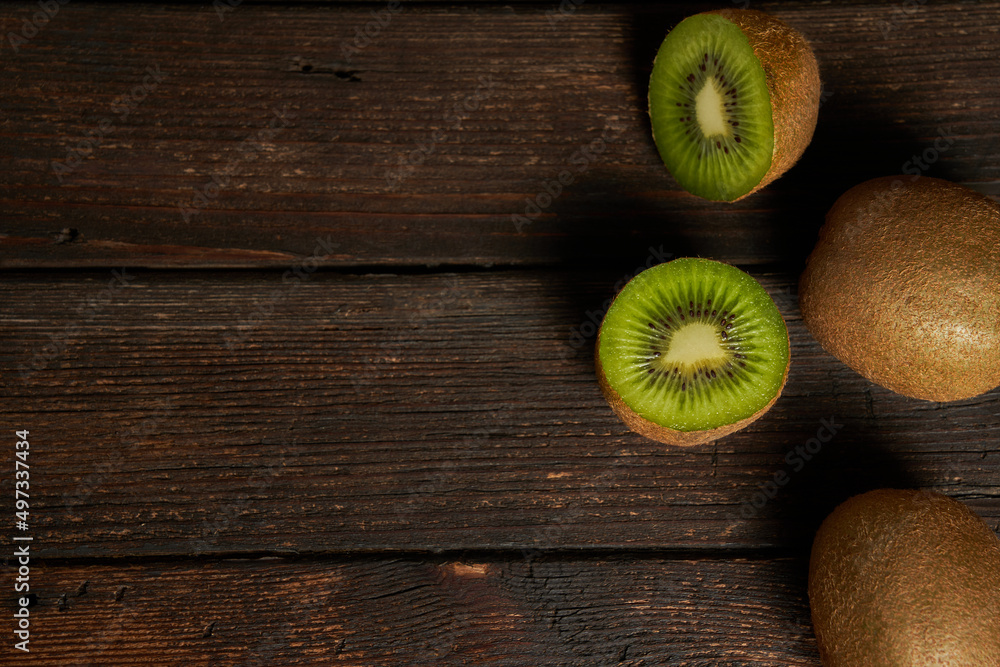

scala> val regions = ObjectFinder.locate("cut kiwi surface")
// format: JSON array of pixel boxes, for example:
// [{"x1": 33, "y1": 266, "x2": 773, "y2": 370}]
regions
[
  {"x1": 649, "y1": 13, "x2": 773, "y2": 201},
  {"x1": 596, "y1": 258, "x2": 789, "y2": 446},
  {"x1": 648, "y1": 9, "x2": 820, "y2": 202}
]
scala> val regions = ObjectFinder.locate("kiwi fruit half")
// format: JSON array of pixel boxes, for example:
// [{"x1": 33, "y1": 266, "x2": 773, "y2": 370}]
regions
[
  {"x1": 648, "y1": 9, "x2": 820, "y2": 201},
  {"x1": 809, "y1": 489, "x2": 1000, "y2": 666},
  {"x1": 800, "y1": 176, "x2": 1000, "y2": 402},
  {"x1": 595, "y1": 257, "x2": 789, "y2": 446}
]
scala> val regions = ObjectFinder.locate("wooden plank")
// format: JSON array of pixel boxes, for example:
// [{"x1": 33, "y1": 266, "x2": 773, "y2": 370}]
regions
[
  {"x1": 2, "y1": 2, "x2": 998, "y2": 268},
  {"x1": 8, "y1": 556, "x2": 821, "y2": 665},
  {"x1": 2, "y1": 270, "x2": 998, "y2": 558}
]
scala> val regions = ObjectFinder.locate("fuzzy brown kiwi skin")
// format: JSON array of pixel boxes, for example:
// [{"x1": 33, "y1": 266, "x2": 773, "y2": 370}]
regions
[
  {"x1": 809, "y1": 489, "x2": 1000, "y2": 666},
  {"x1": 799, "y1": 176, "x2": 1000, "y2": 402},
  {"x1": 705, "y1": 9, "x2": 821, "y2": 200},
  {"x1": 594, "y1": 321, "x2": 790, "y2": 448}
]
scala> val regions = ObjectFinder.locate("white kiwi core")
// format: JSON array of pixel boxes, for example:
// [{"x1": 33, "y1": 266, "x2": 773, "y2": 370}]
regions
[
  {"x1": 694, "y1": 77, "x2": 731, "y2": 138},
  {"x1": 658, "y1": 322, "x2": 729, "y2": 372}
]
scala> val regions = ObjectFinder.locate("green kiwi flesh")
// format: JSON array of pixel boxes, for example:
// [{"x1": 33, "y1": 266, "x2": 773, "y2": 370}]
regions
[
  {"x1": 649, "y1": 13, "x2": 774, "y2": 201},
  {"x1": 809, "y1": 489, "x2": 1000, "y2": 666},
  {"x1": 596, "y1": 258, "x2": 789, "y2": 446}
]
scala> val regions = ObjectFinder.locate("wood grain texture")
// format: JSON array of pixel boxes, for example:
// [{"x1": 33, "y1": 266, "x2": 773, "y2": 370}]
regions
[
  {"x1": 2, "y1": 270, "x2": 997, "y2": 559},
  {"x1": 8, "y1": 555, "x2": 821, "y2": 665},
  {"x1": 1, "y1": 2, "x2": 999, "y2": 268},
  {"x1": 3, "y1": 1, "x2": 999, "y2": 663}
]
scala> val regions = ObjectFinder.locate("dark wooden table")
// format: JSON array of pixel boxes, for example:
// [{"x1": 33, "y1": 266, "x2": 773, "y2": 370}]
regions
[{"x1": 2, "y1": 1, "x2": 998, "y2": 664}]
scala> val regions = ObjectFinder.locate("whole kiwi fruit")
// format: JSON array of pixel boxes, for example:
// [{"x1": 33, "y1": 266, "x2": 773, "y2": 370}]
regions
[
  {"x1": 799, "y1": 176, "x2": 1000, "y2": 401},
  {"x1": 648, "y1": 8, "x2": 821, "y2": 201},
  {"x1": 809, "y1": 489, "x2": 1000, "y2": 666}
]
